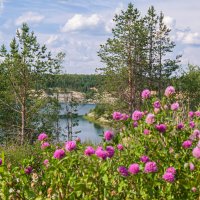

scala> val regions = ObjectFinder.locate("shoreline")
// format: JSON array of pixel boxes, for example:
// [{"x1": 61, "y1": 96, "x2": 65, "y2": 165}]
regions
[{"x1": 83, "y1": 112, "x2": 112, "y2": 127}]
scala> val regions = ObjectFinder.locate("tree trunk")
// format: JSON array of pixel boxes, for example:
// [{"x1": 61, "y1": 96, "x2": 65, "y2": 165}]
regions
[
  {"x1": 158, "y1": 41, "x2": 162, "y2": 98},
  {"x1": 128, "y1": 67, "x2": 134, "y2": 115},
  {"x1": 21, "y1": 102, "x2": 26, "y2": 145},
  {"x1": 127, "y1": 31, "x2": 134, "y2": 115},
  {"x1": 149, "y1": 26, "x2": 153, "y2": 89}
]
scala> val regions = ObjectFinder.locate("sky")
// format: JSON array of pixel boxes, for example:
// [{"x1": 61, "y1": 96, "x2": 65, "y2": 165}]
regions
[{"x1": 0, "y1": 0, "x2": 200, "y2": 74}]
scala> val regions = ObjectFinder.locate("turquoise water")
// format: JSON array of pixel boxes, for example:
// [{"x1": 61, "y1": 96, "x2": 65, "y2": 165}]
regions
[{"x1": 58, "y1": 104, "x2": 105, "y2": 144}]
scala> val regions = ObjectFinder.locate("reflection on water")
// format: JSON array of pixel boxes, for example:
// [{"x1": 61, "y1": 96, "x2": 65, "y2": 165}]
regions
[{"x1": 58, "y1": 104, "x2": 105, "y2": 144}]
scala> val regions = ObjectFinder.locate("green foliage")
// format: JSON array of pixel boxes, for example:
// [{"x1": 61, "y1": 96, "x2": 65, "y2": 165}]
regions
[
  {"x1": 0, "y1": 23, "x2": 64, "y2": 143},
  {"x1": 98, "y1": 3, "x2": 147, "y2": 113},
  {"x1": 144, "y1": 6, "x2": 181, "y2": 96},
  {"x1": 175, "y1": 64, "x2": 200, "y2": 110},
  {"x1": 0, "y1": 143, "x2": 42, "y2": 168},
  {"x1": 98, "y1": 3, "x2": 180, "y2": 113},
  {"x1": 44, "y1": 73, "x2": 105, "y2": 98},
  {"x1": 93, "y1": 104, "x2": 111, "y2": 118},
  {"x1": 0, "y1": 87, "x2": 199, "y2": 199}
]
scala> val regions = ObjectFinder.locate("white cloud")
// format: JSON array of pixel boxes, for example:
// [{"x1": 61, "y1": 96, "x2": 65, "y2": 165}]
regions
[
  {"x1": 46, "y1": 35, "x2": 59, "y2": 45},
  {"x1": 105, "y1": 3, "x2": 124, "y2": 33},
  {"x1": 176, "y1": 31, "x2": 200, "y2": 45},
  {"x1": 15, "y1": 12, "x2": 44, "y2": 26},
  {"x1": 105, "y1": 20, "x2": 114, "y2": 33},
  {"x1": 182, "y1": 32, "x2": 200, "y2": 45},
  {"x1": 61, "y1": 14, "x2": 100, "y2": 32},
  {"x1": 163, "y1": 16, "x2": 176, "y2": 29}
]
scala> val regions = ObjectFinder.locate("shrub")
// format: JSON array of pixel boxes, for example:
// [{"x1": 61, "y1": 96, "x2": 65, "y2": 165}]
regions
[{"x1": 0, "y1": 86, "x2": 199, "y2": 199}]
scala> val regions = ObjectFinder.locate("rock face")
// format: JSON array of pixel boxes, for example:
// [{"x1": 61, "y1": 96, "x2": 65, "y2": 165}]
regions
[{"x1": 52, "y1": 91, "x2": 85, "y2": 103}]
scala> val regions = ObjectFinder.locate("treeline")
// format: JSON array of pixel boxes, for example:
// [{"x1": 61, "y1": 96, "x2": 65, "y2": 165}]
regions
[
  {"x1": 98, "y1": 3, "x2": 181, "y2": 113},
  {"x1": 44, "y1": 74, "x2": 104, "y2": 93},
  {"x1": 174, "y1": 65, "x2": 200, "y2": 110}
]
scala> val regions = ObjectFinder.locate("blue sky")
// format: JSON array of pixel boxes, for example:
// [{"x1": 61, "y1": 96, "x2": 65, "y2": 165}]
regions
[{"x1": 0, "y1": 0, "x2": 200, "y2": 74}]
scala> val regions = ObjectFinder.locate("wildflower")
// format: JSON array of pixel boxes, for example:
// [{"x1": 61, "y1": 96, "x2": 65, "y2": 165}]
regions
[
  {"x1": 188, "y1": 111, "x2": 194, "y2": 118},
  {"x1": 121, "y1": 113, "x2": 129, "y2": 120},
  {"x1": 140, "y1": 155, "x2": 149, "y2": 163},
  {"x1": 163, "y1": 105, "x2": 168, "y2": 110},
  {"x1": 25, "y1": 166, "x2": 33, "y2": 175},
  {"x1": 75, "y1": 137, "x2": 81, "y2": 143},
  {"x1": 143, "y1": 129, "x2": 150, "y2": 135},
  {"x1": 189, "y1": 163, "x2": 195, "y2": 171},
  {"x1": 192, "y1": 147, "x2": 200, "y2": 159},
  {"x1": 153, "y1": 101, "x2": 161, "y2": 108},
  {"x1": 104, "y1": 130, "x2": 114, "y2": 141},
  {"x1": 133, "y1": 121, "x2": 138, "y2": 128},
  {"x1": 154, "y1": 108, "x2": 160, "y2": 114},
  {"x1": 177, "y1": 123, "x2": 184, "y2": 130},
  {"x1": 106, "y1": 146, "x2": 115, "y2": 158},
  {"x1": 197, "y1": 141, "x2": 200, "y2": 148},
  {"x1": 189, "y1": 121, "x2": 195, "y2": 128},
  {"x1": 84, "y1": 146, "x2": 95, "y2": 156},
  {"x1": 43, "y1": 159, "x2": 49, "y2": 167},
  {"x1": 144, "y1": 162, "x2": 157, "y2": 173},
  {"x1": 145, "y1": 113, "x2": 155, "y2": 124},
  {"x1": 118, "y1": 166, "x2": 129, "y2": 177},
  {"x1": 129, "y1": 163, "x2": 140, "y2": 174},
  {"x1": 41, "y1": 142, "x2": 50, "y2": 149},
  {"x1": 132, "y1": 110, "x2": 143, "y2": 121},
  {"x1": 189, "y1": 129, "x2": 200, "y2": 140},
  {"x1": 182, "y1": 140, "x2": 192, "y2": 149},
  {"x1": 0, "y1": 159, "x2": 2, "y2": 166},
  {"x1": 141, "y1": 89, "x2": 151, "y2": 99},
  {"x1": 193, "y1": 129, "x2": 200, "y2": 138},
  {"x1": 53, "y1": 149, "x2": 65, "y2": 159},
  {"x1": 117, "y1": 144, "x2": 124, "y2": 151},
  {"x1": 65, "y1": 141, "x2": 76, "y2": 151},
  {"x1": 155, "y1": 124, "x2": 167, "y2": 133},
  {"x1": 171, "y1": 102, "x2": 179, "y2": 111},
  {"x1": 38, "y1": 133, "x2": 48, "y2": 141},
  {"x1": 112, "y1": 112, "x2": 122, "y2": 120},
  {"x1": 195, "y1": 111, "x2": 200, "y2": 117},
  {"x1": 192, "y1": 187, "x2": 197, "y2": 192},
  {"x1": 166, "y1": 167, "x2": 176, "y2": 175},
  {"x1": 162, "y1": 172, "x2": 175, "y2": 183},
  {"x1": 165, "y1": 86, "x2": 175, "y2": 97},
  {"x1": 95, "y1": 146, "x2": 107, "y2": 160}
]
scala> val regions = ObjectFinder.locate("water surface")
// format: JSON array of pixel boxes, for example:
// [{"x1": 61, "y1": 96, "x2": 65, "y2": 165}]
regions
[{"x1": 58, "y1": 104, "x2": 105, "y2": 144}]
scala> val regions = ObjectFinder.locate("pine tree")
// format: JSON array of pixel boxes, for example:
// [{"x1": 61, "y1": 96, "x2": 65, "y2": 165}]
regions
[
  {"x1": 98, "y1": 3, "x2": 181, "y2": 113},
  {"x1": 144, "y1": 6, "x2": 158, "y2": 89},
  {"x1": 0, "y1": 23, "x2": 65, "y2": 144},
  {"x1": 98, "y1": 3, "x2": 148, "y2": 114},
  {"x1": 144, "y1": 7, "x2": 181, "y2": 95}
]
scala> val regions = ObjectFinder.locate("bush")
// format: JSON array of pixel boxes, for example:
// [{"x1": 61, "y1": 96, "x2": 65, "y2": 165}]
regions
[{"x1": 0, "y1": 86, "x2": 199, "y2": 199}]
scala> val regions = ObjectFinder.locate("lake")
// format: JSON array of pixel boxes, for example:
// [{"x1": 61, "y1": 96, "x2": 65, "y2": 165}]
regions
[{"x1": 58, "y1": 104, "x2": 105, "y2": 144}]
